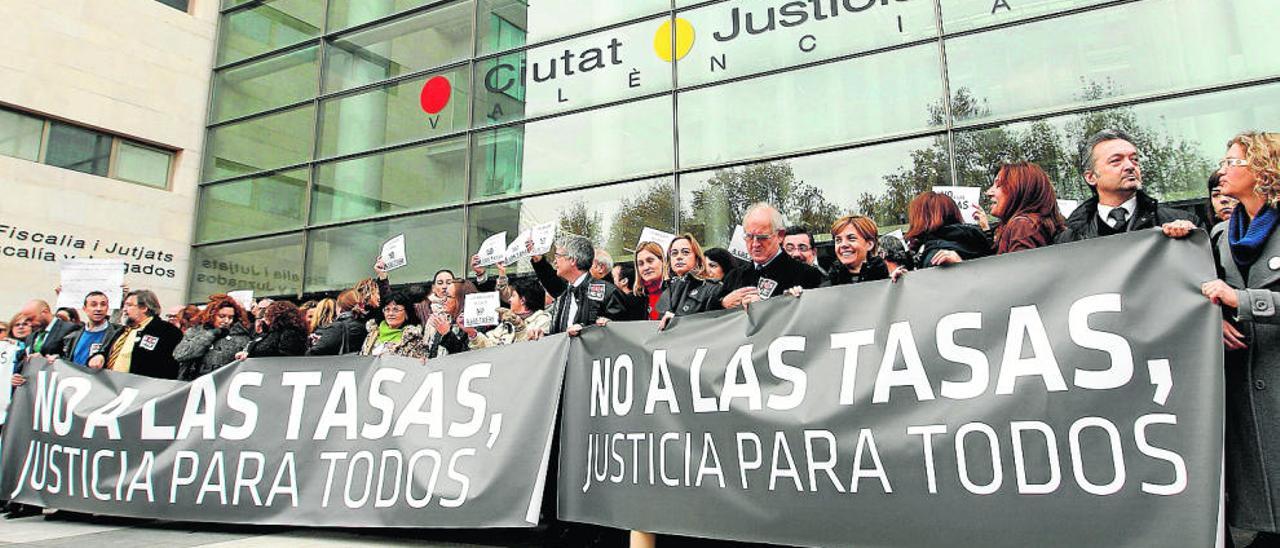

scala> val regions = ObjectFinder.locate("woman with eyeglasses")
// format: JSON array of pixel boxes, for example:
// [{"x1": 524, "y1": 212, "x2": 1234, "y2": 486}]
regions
[
  {"x1": 360, "y1": 291, "x2": 429, "y2": 359},
  {"x1": 2, "y1": 315, "x2": 32, "y2": 380},
  {"x1": 657, "y1": 234, "x2": 723, "y2": 323},
  {"x1": 427, "y1": 279, "x2": 479, "y2": 358},
  {"x1": 1173, "y1": 131, "x2": 1280, "y2": 545}
]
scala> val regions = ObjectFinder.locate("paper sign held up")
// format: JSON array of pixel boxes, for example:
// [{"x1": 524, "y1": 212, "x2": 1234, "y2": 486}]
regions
[
  {"x1": 57, "y1": 259, "x2": 125, "y2": 310},
  {"x1": 477, "y1": 232, "x2": 507, "y2": 267},
  {"x1": 933, "y1": 186, "x2": 983, "y2": 225},
  {"x1": 463, "y1": 292, "x2": 500, "y2": 328},
  {"x1": 637, "y1": 227, "x2": 676, "y2": 253},
  {"x1": 381, "y1": 234, "x2": 408, "y2": 271}
]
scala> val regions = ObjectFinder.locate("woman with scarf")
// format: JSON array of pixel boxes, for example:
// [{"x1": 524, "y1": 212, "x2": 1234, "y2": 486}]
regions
[
  {"x1": 360, "y1": 291, "x2": 429, "y2": 359},
  {"x1": 632, "y1": 241, "x2": 669, "y2": 321},
  {"x1": 1178, "y1": 131, "x2": 1280, "y2": 547}
]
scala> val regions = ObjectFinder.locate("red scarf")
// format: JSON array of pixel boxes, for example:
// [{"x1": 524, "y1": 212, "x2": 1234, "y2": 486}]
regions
[{"x1": 643, "y1": 278, "x2": 663, "y2": 320}]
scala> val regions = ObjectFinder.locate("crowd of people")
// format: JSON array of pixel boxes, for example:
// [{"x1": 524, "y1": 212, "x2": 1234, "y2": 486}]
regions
[{"x1": 0, "y1": 128, "x2": 1277, "y2": 547}]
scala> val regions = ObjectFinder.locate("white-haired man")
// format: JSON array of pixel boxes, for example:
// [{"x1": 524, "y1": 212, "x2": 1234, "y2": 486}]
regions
[{"x1": 717, "y1": 203, "x2": 823, "y2": 310}]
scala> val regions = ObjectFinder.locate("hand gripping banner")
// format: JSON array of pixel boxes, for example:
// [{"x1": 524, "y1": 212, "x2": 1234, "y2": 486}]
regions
[
  {"x1": 1, "y1": 335, "x2": 569, "y2": 527},
  {"x1": 558, "y1": 230, "x2": 1224, "y2": 547}
]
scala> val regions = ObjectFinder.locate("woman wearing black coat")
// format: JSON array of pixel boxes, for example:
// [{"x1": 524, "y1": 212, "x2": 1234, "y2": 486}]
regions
[
  {"x1": 307, "y1": 289, "x2": 368, "y2": 356},
  {"x1": 824, "y1": 215, "x2": 890, "y2": 286},
  {"x1": 906, "y1": 191, "x2": 993, "y2": 268},
  {"x1": 238, "y1": 301, "x2": 308, "y2": 358},
  {"x1": 656, "y1": 234, "x2": 723, "y2": 318}
]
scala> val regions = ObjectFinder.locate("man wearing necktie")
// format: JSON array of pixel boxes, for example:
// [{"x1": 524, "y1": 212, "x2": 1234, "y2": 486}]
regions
[
  {"x1": 527, "y1": 235, "x2": 628, "y2": 339},
  {"x1": 1057, "y1": 128, "x2": 1197, "y2": 242},
  {"x1": 716, "y1": 203, "x2": 824, "y2": 310},
  {"x1": 18, "y1": 299, "x2": 77, "y2": 360}
]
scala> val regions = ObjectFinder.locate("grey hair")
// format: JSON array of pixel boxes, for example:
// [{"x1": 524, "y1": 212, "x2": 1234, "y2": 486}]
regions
[
  {"x1": 744, "y1": 202, "x2": 787, "y2": 234},
  {"x1": 557, "y1": 235, "x2": 595, "y2": 271},
  {"x1": 126, "y1": 290, "x2": 162, "y2": 317},
  {"x1": 1079, "y1": 128, "x2": 1136, "y2": 176},
  {"x1": 594, "y1": 248, "x2": 614, "y2": 271}
]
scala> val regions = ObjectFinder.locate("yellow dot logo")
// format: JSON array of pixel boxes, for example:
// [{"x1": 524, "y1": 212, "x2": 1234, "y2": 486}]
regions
[{"x1": 654, "y1": 18, "x2": 695, "y2": 63}]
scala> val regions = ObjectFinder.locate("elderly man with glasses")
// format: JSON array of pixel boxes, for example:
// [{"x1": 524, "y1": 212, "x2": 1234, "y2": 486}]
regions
[{"x1": 716, "y1": 203, "x2": 824, "y2": 310}]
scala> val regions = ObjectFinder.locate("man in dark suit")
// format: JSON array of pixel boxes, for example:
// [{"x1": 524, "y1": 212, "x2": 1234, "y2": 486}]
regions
[
  {"x1": 89, "y1": 290, "x2": 181, "y2": 379},
  {"x1": 527, "y1": 235, "x2": 629, "y2": 337},
  {"x1": 717, "y1": 203, "x2": 824, "y2": 310},
  {"x1": 18, "y1": 299, "x2": 78, "y2": 359}
]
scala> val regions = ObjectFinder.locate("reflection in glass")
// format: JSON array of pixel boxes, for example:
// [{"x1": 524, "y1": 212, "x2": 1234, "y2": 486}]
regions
[
  {"x1": 318, "y1": 67, "x2": 470, "y2": 159},
  {"x1": 681, "y1": 136, "x2": 949, "y2": 248},
  {"x1": 327, "y1": 0, "x2": 437, "y2": 32},
  {"x1": 312, "y1": 137, "x2": 467, "y2": 224},
  {"x1": 197, "y1": 169, "x2": 308, "y2": 243},
  {"x1": 471, "y1": 96, "x2": 674, "y2": 199},
  {"x1": 325, "y1": 2, "x2": 474, "y2": 93},
  {"x1": 678, "y1": 44, "x2": 945, "y2": 168},
  {"x1": 473, "y1": 17, "x2": 674, "y2": 125},
  {"x1": 211, "y1": 46, "x2": 319, "y2": 123},
  {"x1": 0, "y1": 109, "x2": 44, "y2": 162},
  {"x1": 469, "y1": 177, "x2": 675, "y2": 273},
  {"x1": 115, "y1": 141, "x2": 172, "y2": 188},
  {"x1": 44, "y1": 122, "x2": 111, "y2": 177},
  {"x1": 216, "y1": 0, "x2": 324, "y2": 65},
  {"x1": 305, "y1": 209, "x2": 465, "y2": 292},
  {"x1": 940, "y1": 0, "x2": 1111, "y2": 33},
  {"x1": 189, "y1": 233, "x2": 305, "y2": 300},
  {"x1": 204, "y1": 104, "x2": 315, "y2": 182},
  {"x1": 945, "y1": 0, "x2": 1280, "y2": 124},
  {"x1": 476, "y1": 0, "x2": 667, "y2": 54}
]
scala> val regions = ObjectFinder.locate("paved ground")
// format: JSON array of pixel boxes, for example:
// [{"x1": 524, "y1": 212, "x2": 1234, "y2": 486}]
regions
[{"x1": 0, "y1": 511, "x2": 548, "y2": 547}]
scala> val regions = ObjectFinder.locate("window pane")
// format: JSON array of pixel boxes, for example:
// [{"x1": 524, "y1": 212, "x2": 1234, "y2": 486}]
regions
[
  {"x1": 327, "y1": 0, "x2": 438, "y2": 32},
  {"x1": 681, "y1": 136, "x2": 951, "y2": 248},
  {"x1": 469, "y1": 177, "x2": 675, "y2": 275},
  {"x1": 945, "y1": 0, "x2": 1280, "y2": 125},
  {"x1": 197, "y1": 169, "x2": 308, "y2": 242},
  {"x1": 211, "y1": 46, "x2": 319, "y2": 123},
  {"x1": 155, "y1": 0, "x2": 189, "y2": 11},
  {"x1": 325, "y1": 1, "x2": 473, "y2": 93},
  {"x1": 204, "y1": 104, "x2": 315, "y2": 181},
  {"x1": 471, "y1": 96, "x2": 674, "y2": 199},
  {"x1": 678, "y1": 43, "x2": 944, "y2": 168},
  {"x1": 476, "y1": 0, "x2": 668, "y2": 54},
  {"x1": 951, "y1": 82, "x2": 1280, "y2": 206},
  {"x1": 217, "y1": 0, "x2": 324, "y2": 65},
  {"x1": 0, "y1": 109, "x2": 44, "y2": 161},
  {"x1": 676, "y1": 1, "x2": 936, "y2": 87},
  {"x1": 312, "y1": 137, "x2": 466, "y2": 224},
  {"x1": 115, "y1": 141, "x2": 172, "y2": 188},
  {"x1": 304, "y1": 209, "x2": 465, "y2": 292},
  {"x1": 189, "y1": 233, "x2": 305, "y2": 300},
  {"x1": 318, "y1": 67, "x2": 470, "y2": 159},
  {"x1": 474, "y1": 17, "x2": 674, "y2": 126},
  {"x1": 44, "y1": 122, "x2": 111, "y2": 176},
  {"x1": 940, "y1": 0, "x2": 1110, "y2": 34}
]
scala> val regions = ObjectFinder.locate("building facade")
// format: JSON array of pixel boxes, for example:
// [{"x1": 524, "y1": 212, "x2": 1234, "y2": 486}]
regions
[{"x1": 0, "y1": 0, "x2": 215, "y2": 314}]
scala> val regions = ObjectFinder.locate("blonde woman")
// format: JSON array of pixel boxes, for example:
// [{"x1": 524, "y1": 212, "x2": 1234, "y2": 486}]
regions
[
  {"x1": 631, "y1": 241, "x2": 669, "y2": 321},
  {"x1": 656, "y1": 234, "x2": 723, "y2": 321}
]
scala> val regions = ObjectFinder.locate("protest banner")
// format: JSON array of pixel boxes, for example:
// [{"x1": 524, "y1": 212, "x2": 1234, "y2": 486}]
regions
[
  {"x1": 1, "y1": 336, "x2": 570, "y2": 528},
  {"x1": 380, "y1": 234, "x2": 407, "y2": 271},
  {"x1": 56, "y1": 259, "x2": 125, "y2": 309},
  {"x1": 557, "y1": 230, "x2": 1223, "y2": 547}
]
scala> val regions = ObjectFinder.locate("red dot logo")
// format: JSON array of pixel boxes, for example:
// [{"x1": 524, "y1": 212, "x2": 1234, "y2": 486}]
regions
[{"x1": 419, "y1": 76, "x2": 452, "y2": 115}]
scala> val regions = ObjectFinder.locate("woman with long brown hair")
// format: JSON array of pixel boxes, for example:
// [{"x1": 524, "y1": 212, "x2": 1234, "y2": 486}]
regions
[
  {"x1": 906, "y1": 191, "x2": 993, "y2": 267},
  {"x1": 985, "y1": 162, "x2": 1066, "y2": 254}
]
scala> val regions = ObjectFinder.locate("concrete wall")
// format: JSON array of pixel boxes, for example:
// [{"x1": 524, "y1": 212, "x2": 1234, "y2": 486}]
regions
[{"x1": 0, "y1": 0, "x2": 217, "y2": 316}]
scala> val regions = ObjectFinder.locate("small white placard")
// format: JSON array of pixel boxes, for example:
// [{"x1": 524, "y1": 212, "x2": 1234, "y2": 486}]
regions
[
  {"x1": 530, "y1": 222, "x2": 557, "y2": 256},
  {"x1": 227, "y1": 290, "x2": 254, "y2": 311},
  {"x1": 57, "y1": 259, "x2": 125, "y2": 310},
  {"x1": 637, "y1": 227, "x2": 676, "y2": 253},
  {"x1": 728, "y1": 225, "x2": 751, "y2": 261},
  {"x1": 505, "y1": 229, "x2": 532, "y2": 263},
  {"x1": 477, "y1": 232, "x2": 508, "y2": 267},
  {"x1": 381, "y1": 234, "x2": 407, "y2": 271},
  {"x1": 933, "y1": 186, "x2": 983, "y2": 225},
  {"x1": 1057, "y1": 199, "x2": 1080, "y2": 218},
  {"x1": 463, "y1": 292, "x2": 500, "y2": 328}
]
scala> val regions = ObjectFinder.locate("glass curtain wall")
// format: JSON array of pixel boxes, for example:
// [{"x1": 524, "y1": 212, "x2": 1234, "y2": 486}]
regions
[{"x1": 194, "y1": 0, "x2": 1280, "y2": 301}]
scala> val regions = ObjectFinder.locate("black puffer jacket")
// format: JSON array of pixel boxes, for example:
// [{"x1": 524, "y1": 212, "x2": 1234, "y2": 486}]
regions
[
  {"x1": 246, "y1": 326, "x2": 308, "y2": 358},
  {"x1": 825, "y1": 255, "x2": 890, "y2": 286},
  {"x1": 656, "y1": 276, "x2": 724, "y2": 317},
  {"x1": 915, "y1": 223, "x2": 993, "y2": 268},
  {"x1": 175, "y1": 323, "x2": 253, "y2": 380},
  {"x1": 307, "y1": 311, "x2": 367, "y2": 356}
]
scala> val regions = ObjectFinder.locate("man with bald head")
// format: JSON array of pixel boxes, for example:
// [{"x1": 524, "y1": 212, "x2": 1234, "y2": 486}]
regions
[
  {"x1": 716, "y1": 203, "x2": 823, "y2": 310},
  {"x1": 18, "y1": 299, "x2": 77, "y2": 360}
]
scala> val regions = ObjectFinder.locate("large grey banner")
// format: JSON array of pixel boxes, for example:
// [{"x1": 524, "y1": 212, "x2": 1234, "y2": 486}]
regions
[
  {"x1": 558, "y1": 230, "x2": 1224, "y2": 547},
  {"x1": 1, "y1": 335, "x2": 569, "y2": 527}
]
